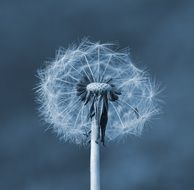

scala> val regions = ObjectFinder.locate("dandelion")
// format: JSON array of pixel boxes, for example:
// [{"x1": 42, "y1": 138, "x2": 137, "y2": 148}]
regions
[{"x1": 36, "y1": 39, "x2": 159, "y2": 190}]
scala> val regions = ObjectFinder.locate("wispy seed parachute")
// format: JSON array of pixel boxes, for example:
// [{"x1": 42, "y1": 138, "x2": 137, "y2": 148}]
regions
[{"x1": 37, "y1": 40, "x2": 159, "y2": 144}]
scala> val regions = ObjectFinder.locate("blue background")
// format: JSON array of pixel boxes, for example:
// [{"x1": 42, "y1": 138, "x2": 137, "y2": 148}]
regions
[{"x1": 0, "y1": 0, "x2": 194, "y2": 189}]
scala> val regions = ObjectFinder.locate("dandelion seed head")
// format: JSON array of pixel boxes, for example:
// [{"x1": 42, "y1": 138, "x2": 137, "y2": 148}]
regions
[{"x1": 36, "y1": 39, "x2": 160, "y2": 144}]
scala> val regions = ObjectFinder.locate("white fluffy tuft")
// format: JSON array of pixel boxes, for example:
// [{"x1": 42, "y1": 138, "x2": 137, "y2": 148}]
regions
[{"x1": 36, "y1": 39, "x2": 160, "y2": 144}]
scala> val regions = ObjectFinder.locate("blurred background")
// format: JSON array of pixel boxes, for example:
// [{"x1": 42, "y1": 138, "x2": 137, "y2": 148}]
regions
[{"x1": 0, "y1": 0, "x2": 194, "y2": 189}]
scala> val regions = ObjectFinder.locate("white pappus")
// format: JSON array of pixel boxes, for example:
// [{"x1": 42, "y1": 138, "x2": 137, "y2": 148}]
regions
[{"x1": 36, "y1": 39, "x2": 160, "y2": 145}]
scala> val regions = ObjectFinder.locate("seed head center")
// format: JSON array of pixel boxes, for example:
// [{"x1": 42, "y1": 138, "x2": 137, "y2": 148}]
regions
[{"x1": 86, "y1": 82, "x2": 112, "y2": 93}]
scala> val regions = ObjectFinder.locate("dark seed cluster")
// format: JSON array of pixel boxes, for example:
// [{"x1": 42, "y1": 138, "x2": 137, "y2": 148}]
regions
[{"x1": 76, "y1": 75, "x2": 121, "y2": 145}]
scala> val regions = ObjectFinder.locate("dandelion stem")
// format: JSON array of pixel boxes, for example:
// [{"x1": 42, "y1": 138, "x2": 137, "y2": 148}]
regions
[{"x1": 90, "y1": 117, "x2": 100, "y2": 190}]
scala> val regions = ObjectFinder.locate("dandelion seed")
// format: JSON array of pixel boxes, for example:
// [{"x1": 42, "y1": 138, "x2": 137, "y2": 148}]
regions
[{"x1": 36, "y1": 39, "x2": 160, "y2": 190}]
